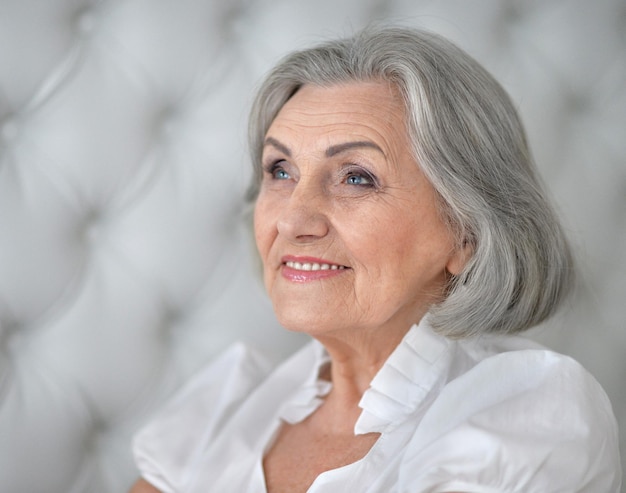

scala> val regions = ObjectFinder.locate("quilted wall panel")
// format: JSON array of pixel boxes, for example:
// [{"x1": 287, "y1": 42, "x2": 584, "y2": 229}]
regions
[{"x1": 0, "y1": 1, "x2": 624, "y2": 491}]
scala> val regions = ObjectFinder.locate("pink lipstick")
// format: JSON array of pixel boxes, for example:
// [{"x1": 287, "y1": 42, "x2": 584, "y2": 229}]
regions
[{"x1": 280, "y1": 256, "x2": 349, "y2": 282}]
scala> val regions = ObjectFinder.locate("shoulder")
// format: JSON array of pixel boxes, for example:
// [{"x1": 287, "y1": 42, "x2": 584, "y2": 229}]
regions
[
  {"x1": 401, "y1": 349, "x2": 622, "y2": 492},
  {"x1": 141, "y1": 342, "x2": 274, "y2": 436},
  {"x1": 439, "y1": 349, "x2": 616, "y2": 428},
  {"x1": 132, "y1": 343, "x2": 274, "y2": 493},
  {"x1": 128, "y1": 478, "x2": 161, "y2": 493}
]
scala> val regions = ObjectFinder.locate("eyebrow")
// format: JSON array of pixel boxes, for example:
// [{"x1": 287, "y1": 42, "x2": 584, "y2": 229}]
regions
[
  {"x1": 263, "y1": 137, "x2": 291, "y2": 157},
  {"x1": 263, "y1": 137, "x2": 385, "y2": 158},
  {"x1": 325, "y1": 141, "x2": 386, "y2": 158}
]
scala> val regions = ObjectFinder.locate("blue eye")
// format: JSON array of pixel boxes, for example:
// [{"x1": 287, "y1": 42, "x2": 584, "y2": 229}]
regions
[
  {"x1": 265, "y1": 161, "x2": 290, "y2": 180},
  {"x1": 273, "y1": 168, "x2": 290, "y2": 180},
  {"x1": 345, "y1": 172, "x2": 374, "y2": 187}
]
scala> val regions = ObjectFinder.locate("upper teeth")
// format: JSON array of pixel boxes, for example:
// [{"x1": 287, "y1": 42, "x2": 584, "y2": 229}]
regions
[{"x1": 285, "y1": 261, "x2": 345, "y2": 271}]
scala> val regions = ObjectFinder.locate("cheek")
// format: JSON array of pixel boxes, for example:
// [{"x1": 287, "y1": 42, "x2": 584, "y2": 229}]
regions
[
  {"x1": 253, "y1": 190, "x2": 272, "y2": 231},
  {"x1": 253, "y1": 195, "x2": 283, "y2": 283},
  {"x1": 253, "y1": 201, "x2": 271, "y2": 257},
  {"x1": 348, "y1": 210, "x2": 416, "y2": 257},
  {"x1": 348, "y1": 208, "x2": 453, "y2": 282},
  {"x1": 253, "y1": 205, "x2": 276, "y2": 292}
]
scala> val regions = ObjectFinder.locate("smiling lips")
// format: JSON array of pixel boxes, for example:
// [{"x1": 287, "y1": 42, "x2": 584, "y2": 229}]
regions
[{"x1": 281, "y1": 257, "x2": 349, "y2": 282}]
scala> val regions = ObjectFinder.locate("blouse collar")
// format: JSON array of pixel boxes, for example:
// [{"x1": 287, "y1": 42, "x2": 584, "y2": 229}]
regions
[
  {"x1": 355, "y1": 315, "x2": 452, "y2": 434},
  {"x1": 277, "y1": 340, "x2": 332, "y2": 424},
  {"x1": 277, "y1": 316, "x2": 453, "y2": 435}
]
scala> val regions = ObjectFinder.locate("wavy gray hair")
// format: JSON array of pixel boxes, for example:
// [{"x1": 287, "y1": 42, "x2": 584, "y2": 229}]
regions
[{"x1": 247, "y1": 26, "x2": 574, "y2": 338}]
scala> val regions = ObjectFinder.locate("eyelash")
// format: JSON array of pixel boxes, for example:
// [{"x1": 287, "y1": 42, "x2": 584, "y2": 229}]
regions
[
  {"x1": 343, "y1": 166, "x2": 379, "y2": 188},
  {"x1": 264, "y1": 161, "x2": 290, "y2": 180}
]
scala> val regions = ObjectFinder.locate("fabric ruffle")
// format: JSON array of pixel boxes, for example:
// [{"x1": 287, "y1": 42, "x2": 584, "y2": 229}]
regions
[
  {"x1": 274, "y1": 316, "x2": 456, "y2": 436},
  {"x1": 277, "y1": 340, "x2": 332, "y2": 424},
  {"x1": 355, "y1": 316, "x2": 453, "y2": 435}
]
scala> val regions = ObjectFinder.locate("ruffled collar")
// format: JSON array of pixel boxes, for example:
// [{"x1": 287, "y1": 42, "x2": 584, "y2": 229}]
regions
[
  {"x1": 277, "y1": 340, "x2": 332, "y2": 424},
  {"x1": 355, "y1": 316, "x2": 452, "y2": 434},
  {"x1": 277, "y1": 316, "x2": 453, "y2": 435}
]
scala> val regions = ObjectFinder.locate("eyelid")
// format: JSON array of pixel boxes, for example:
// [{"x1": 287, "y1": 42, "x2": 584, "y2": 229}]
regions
[
  {"x1": 262, "y1": 158, "x2": 286, "y2": 173},
  {"x1": 262, "y1": 158, "x2": 294, "y2": 182},
  {"x1": 342, "y1": 163, "x2": 380, "y2": 187}
]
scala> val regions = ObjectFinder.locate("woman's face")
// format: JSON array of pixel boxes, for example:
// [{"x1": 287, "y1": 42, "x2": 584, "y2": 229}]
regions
[{"x1": 254, "y1": 82, "x2": 467, "y2": 340}]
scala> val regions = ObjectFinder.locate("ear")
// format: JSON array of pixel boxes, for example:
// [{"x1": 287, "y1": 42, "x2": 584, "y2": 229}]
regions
[{"x1": 445, "y1": 240, "x2": 473, "y2": 276}]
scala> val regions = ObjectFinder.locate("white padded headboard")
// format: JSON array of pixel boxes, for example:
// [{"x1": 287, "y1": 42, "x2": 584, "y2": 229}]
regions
[{"x1": 1, "y1": 1, "x2": 624, "y2": 492}]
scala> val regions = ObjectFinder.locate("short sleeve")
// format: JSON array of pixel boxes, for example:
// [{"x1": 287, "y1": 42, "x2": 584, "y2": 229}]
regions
[
  {"x1": 399, "y1": 350, "x2": 622, "y2": 493},
  {"x1": 132, "y1": 343, "x2": 272, "y2": 493}
]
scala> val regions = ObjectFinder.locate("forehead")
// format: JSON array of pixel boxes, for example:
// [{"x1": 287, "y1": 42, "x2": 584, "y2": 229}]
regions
[{"x1": 266, "y1": 82, "x2": 409, "y2": 147}]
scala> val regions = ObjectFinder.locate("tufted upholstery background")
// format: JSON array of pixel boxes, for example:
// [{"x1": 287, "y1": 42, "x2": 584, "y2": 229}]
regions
[{"x1": 0, "y1": 1, "x2": 624, "y2": 491}]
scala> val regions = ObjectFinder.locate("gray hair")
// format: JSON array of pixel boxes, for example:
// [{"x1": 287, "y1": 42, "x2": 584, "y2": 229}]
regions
[{"x1": 247, "y1": 26, "x2": 574, "y2": 338}]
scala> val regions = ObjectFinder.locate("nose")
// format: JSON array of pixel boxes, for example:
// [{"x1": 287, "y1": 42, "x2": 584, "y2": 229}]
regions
[{"x1": 276, "y1": 181, "x2": 329, "y2": 242}]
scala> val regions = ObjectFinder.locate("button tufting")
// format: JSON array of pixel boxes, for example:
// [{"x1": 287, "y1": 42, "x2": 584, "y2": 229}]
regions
[
  {"x1": 157, "y1": 106, "x2": 182, "y2": 139},
  {"x1": 1, "y1": 118, "x2": 19, "y2": 142},
  {"x1": 81, "y1": 209, "x2": 108, "y2": 246},
  {"x1": 160, "y1": 117, "x2": 177, "y2": 138},
  {"x1": 83, "y1": 427, "x2": 101, "y2": 457},
  {"x1": 2, "y1": 320, "x2": 27, "y2": 357},
  {"x1": 219, "y1": 3, "x2": 249, "y2": 42},
  {"x1": 501, "y1": 2, "x2": 525, "y2": 24},
  {"x1": 161, "y1": 307, "x2": 188, "y2": 336},
  {"x1": 564, "y1": 90, "x2": 591, "y2": 117},
  {"x1": 76, "y1": 8, "x2": 96, "y2": 35},
  {"x1": 0, "y1": 318, "x2": 15, "y2": 351}
]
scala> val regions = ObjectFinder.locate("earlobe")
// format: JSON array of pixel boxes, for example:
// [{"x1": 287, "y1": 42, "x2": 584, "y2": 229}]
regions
[{"x1": 445, "y1": 241, "x2": 473, "y2": 276}]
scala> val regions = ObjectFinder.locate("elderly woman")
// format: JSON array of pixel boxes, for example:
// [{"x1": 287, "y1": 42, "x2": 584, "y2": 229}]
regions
[{"x1": 130, "y1": 27, "x2": 621, "y2": 492}]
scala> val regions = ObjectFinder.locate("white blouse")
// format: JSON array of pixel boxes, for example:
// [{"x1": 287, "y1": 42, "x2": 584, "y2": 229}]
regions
[{"x1": 133, "y1": 317, "x2": 622, "y2": 492}]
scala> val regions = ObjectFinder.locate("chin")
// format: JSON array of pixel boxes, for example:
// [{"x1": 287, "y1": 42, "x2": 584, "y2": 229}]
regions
[
  {"x1": 276, "y1": 314, "x2": 320, "y2": 334},
  {"x1": 274, "y1": 310, "x2": 334, "y2": 335}
]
